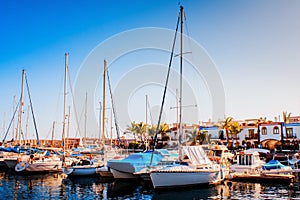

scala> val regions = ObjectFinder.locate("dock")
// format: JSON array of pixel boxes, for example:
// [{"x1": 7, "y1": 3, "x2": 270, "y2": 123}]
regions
[{"x1": 227, "y1": 172, "x2": 295, "y2": 183}]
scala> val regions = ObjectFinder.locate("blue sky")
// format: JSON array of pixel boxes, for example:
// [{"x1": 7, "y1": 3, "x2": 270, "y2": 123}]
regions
[{"x1": 1, "y1": 0, "x2": 300, "y2": 140}]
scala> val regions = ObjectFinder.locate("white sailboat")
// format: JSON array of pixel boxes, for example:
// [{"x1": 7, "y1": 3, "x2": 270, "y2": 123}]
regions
[
  {"x1": 150, "y1": 6, "x2": 221, "y2": 189},
  {"x1": 61, "y1": 54, "x2": 104, "y2": 177},
  {"x1": 3, "y1": 69, "x2": 28, "y2": 169},
  {"x1": 150, "y1": 146, "x2": 220, "y2": 188},
  {"x1": 15, "y1": 151, "x2": 62, "y2": 173}
]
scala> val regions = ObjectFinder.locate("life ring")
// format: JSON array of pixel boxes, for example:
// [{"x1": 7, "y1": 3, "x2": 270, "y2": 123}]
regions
[
  {"x1": 15, "y1": 161, "x2": 29, "y2": 172},
  {"x1": 62, "y1": 167, "x2": 74, "y2": 175}
]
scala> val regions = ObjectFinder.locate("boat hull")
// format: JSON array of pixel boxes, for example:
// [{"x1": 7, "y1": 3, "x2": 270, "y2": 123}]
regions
[
  {"x1": 150, "y1": 170, "x2": 219, "y2": 189},
  {"x1": 0, "y1": 158, "x2": 8, "y2": 169},
  {"x1": 110, "y1": 168, "x2": 137, "y2": 179},
  {"x1": 4, "y1": 158, "x2": 18, "y2": 169},
  {"x1": 25, "y1": 161, "x2": 62, "y2": 173},
  {"x1": 15, "y1": 160, "x2": 62, "y2": 173},
  {"x1": 63, "y1": 166, "x2": 99, "y2": 176}
]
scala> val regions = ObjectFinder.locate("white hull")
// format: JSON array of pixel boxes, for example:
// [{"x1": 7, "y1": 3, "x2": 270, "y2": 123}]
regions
[
  {"x1": 25, "y1": 161, "x2": 62, "y2": 172},
  {"x1": 230, "y1": 165, "x2": 260, "y2": 173},
  {"x1": 15, "y1": 160, "x2": 62, "y2": 173},
  {"x1": 62, "y1": 166, "x2": 99, "y2": 176},
  {"x1": 110, "y1": 168, "x2": 137, "y2": 179},
  {"x1": 151, "y1": 170, "x2": 219, "y2": 189}
]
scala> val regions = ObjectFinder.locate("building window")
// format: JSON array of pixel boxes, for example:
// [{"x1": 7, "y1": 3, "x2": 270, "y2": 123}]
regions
[
  {"x1": 273, "y1": 126, "x2": 279, "y2": 134},
  {"x1": 248, "y1": 129, "x2": 254, "y2": 139},
  {"x1": 262, "y1": 127, "x2": 267, "y2": 135},
  {"x1": 286, "y1": 128, "x2": 293, "y2": 138}
]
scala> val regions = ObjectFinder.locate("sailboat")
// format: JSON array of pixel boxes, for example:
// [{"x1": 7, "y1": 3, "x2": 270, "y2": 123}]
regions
[
  {"x1": 149, "y1": 6, "x2": 221, "y2": 189},
  {"x1": 12, "y1": 69, "x2": 63, "y2": 173},
  {"x1": 61, "y1": 53, "x2": 104, "y2": 177}
]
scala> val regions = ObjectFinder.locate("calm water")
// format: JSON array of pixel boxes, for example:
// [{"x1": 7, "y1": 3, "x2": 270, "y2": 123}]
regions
[{"x1": 0, "y1": 170, "x2": 300, "y2": 200}]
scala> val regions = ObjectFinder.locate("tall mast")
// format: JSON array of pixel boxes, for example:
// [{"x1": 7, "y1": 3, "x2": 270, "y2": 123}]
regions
[
  {"x1": 18, "y1": 69, "x2": 26, "y2": 145},
  {"x1": 67, "y1": 106, "x2": 70, "y2": 146},
  {"x1": 102, "y1": 60, "x2": 107, "y2": 141},
  {"x1": 51, "y1": 121, "x2": 55, "y2": 146},
  {"x1": 179, "y1": 6, "x2": 184, "y2": 162},
  {"x1": 62, "y1": 53, "x2": 68, "y2": 147},
  {"x1": 98, "y1": 101, "x2": 102, "y2": 141}
]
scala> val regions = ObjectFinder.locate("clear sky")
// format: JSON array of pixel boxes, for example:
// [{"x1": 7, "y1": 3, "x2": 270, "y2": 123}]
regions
[{"x1": 1, "y1": 0, "x2": 300, "y2": 140}]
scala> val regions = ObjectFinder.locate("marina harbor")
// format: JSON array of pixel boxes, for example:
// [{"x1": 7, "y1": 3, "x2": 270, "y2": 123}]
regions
[{"x1": 1, "y1": 1, "x2": 300, "y2": 199}]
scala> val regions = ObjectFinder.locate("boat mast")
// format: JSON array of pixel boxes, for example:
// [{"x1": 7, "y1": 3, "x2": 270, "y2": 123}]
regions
[
  {"x1": 98, "y1": 101, "x2": 102, "y2": 142},
  {"x1": 102, "y1": 60, "x2": 107, "y2": 141},
  {"x1": 178, "y1": 5, "x2": 184, "y2": 162},
  {"x1": 62, "y1": 53, "x2": 68, "y2": 148},
  {"x1": 51, "y1": 121, "x2": 55, "y2": 146},
  {"x1": 18, "y1": 69, "x2": 26, "y2": 145},
  {"x1": 67, "y1": 106, "x2": 70, "y2": 147}
]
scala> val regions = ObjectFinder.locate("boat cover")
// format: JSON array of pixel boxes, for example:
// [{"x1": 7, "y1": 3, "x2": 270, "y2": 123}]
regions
[
  {"x1": 262, "y1": 159, "x2": 286, "y2": 170},
  {"x1": 183, "y1": 146, "x2": 212, "y2": 166}
]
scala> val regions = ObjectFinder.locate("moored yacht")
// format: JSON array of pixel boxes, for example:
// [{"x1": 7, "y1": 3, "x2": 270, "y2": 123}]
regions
[
  {"x1": 150, "y1": 145, "x2": 221, "y2": 189},
  {"x1": 230, "y1": 150, "x2": 265, "y2": 174}
]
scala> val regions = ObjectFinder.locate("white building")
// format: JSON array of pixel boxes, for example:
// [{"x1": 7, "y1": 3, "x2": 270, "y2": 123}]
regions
[
  {"x1": 285, "y1": 122, "x2": 300, "y2": 139},
  {"x1": 258, "y1": 122, "x2": 283, "y2": 142}
]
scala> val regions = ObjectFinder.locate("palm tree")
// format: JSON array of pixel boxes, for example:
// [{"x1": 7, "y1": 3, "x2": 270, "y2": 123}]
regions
[
  {"x1": 135, "y1": 122, "x2": 147, "y2": 141},
  {"x1": 220, "y1": 116, "x2": 233, "y2": 145},
  {"x1": 189, "y1": 126, "x2": 199, "y2": 145},
  {"x1": 159, "y1": 123, "x2": 170, "y2": 141},
  {"x1": 147, "y1": 125, "x2": 157, "y2": 138},
  {"x1": 197, "y1": 130, "x2": 208, "y2": 145},
  {"x1": 127, "y1": 121, "x2": 137, "y2": 140},
  {"x1": 160, "y1": 123, "x2": 169, "y2": 132},
  {"x1": 127, "y1": 121, "x2": 147, "y2": 141},
  {"x1": 230, "y1": 121, "x2": 243, "y2": 146},
  {"x1": 259, "y1": 116, "x2": 267, "y2": 123}
]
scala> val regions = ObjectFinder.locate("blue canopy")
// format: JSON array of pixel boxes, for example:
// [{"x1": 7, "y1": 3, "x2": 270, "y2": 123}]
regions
[{"x1": 262, "y1": 159, "x2": 286, "y2": 170}]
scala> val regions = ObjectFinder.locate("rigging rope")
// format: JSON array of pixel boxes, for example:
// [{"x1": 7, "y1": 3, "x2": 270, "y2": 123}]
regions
[
  {"x1": 106, "y1": 69, "x2": 121, "y2": 144},
  {"x1": 25, "y1": 74, "x2": 40, "y2": 146},
  {"x1": 66, "y1": 66, "x2": 82, "y2": 138},
  {"x1": 150, "y1": 10, "x2": 180, "y2": 165},
  {"x1": 2, "y1": 101, "x2": 20, "y2": 143}
]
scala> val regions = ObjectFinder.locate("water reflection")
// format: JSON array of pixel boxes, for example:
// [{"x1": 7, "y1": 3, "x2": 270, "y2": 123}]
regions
[
  {"x1": 0, "y1": 171, "x2": 63, "y2": 199},
  {"x1": 62, "y1": 176, "x2": 113, "y2": 199},
  {"x1": 0, "y1": 170, "x2": 299, "y2": 199}
]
